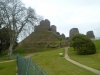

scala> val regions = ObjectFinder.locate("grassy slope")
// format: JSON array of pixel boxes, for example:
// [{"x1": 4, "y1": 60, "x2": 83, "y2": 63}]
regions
[
  {"x1": 0, "y1": 40, "x2": 99, "y2": 75},
  {"x1": 0, "y1": 61, "x2": 16, "y2": 75},
  {"x1": 0, "y1": 48, "x2": 96, "y2": 75},
  {"x1": 18, "y1": 31, "x2": 62, "y2": 52},
  {"x1": 21, "y1": 31, "x2": 62, "y2": 43},
  {"x1": 32, "y1": 48, "x2": 96, "y2": 75},
  {"x1": 94, "y1": 40, "x2": 100, "y2": 50},
  {"x1": 17, "y1": 31, "x2": 67, "y2": 53},
  {"x1": 68, "y1": 40, "x2": 100, "y2": 70}
]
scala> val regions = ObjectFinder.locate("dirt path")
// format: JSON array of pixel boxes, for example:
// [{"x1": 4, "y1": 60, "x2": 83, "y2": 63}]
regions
[
  {"x1": 0, "y1": 53, "x2": 36, "y2": 64},
  {"x1": 65, "y1": 47, "x2": 100, "y2": 75}
]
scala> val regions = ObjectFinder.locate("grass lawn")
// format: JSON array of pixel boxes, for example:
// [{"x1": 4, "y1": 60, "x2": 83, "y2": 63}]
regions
[
  {"x1": 32, "y1": 48, "x2": 96, "y2": 75},
  {"x1": 0, "y1": 54, "x2": 17, "y2": 62},
  {"x1": 94, "y1": 40, "x2": 100, "y2": 50},
  {"x1": 0, "y1": 53, "x2": 28, "y2": 62},
  {"x1": 68, "y1": 47, "x2": 100, "y2": 70},
  {"x1": 0, "y1": 61, "x2": 16, "y2": 75},
  {"x1": 68, "y1": 40, "x2": 100, "y2": 70}
]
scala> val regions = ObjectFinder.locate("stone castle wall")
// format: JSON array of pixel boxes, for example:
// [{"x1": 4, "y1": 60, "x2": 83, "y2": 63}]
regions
[
  {"x1": 34, "y1": 19, "x2": 50, "y2": 31},
  {"x1": 34, "y1": 19, "x2": 59, "y2": 36},
  {"x1": 69, "y1": 28, "x2": 79, "y2": 38},
  {"x1": 86, "y1": 31, "x2": 95, "y2": 39},
  {"x1": 34, "y1": 19, "x2": 67, "y2": 40}
]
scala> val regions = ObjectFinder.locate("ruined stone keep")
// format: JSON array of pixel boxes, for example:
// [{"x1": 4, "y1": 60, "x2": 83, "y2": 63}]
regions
[
  {"x1": 34, "y1": 19, "x2": 67, "y2": 40},
  {"x1": 86, "y1": 31, "x2": 95, "y2": 39},
  {"x1": 34, "y1": 19, "x2": 50, "y2": 32},
  {"x1": 61, "y1": 34, "x2": 66, "y2": 40},
  {"x1": 69, "y1": 28, "x2": 79, "y2": 38},
  {"x1": 51, "y1": 25, "x2": 56, "y2": 32}
]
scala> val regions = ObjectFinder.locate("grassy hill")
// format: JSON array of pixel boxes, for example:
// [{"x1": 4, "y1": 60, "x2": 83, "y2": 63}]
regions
[
  {"x1": 17, "y1": 31, "x2": 67, "y2": 53},
  {"x1": 23, "y1": 31, "x2": 62, "y2": 43},
  {"x1": 1, "y1": 40, "x2": 100, "y2": 75}
]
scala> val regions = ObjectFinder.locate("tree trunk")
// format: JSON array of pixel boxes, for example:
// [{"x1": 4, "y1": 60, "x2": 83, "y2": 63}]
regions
[{"x1": 8, "y1": 44, "x2": 13, "y2": 59}]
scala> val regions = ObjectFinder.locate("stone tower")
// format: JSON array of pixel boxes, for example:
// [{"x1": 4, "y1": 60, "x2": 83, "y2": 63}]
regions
[
  {"x1": 86, "y1": 31, "x2": 95, "y2": 39},
  {"x1": 61, "y1": 34, "x2": 66, "y2": 40},
  {"x1": 51, "y1": 25, "x2": 56, "y2": 34},
  {"x1": 69, "y1": 28, "x2": 79, "y2": 38},
  {"x1": 34, "y1": 19, "x2": 50, "y2": 31}
]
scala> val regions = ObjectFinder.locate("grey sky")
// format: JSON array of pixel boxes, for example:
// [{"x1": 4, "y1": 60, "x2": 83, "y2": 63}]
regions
[{"x1": 22, "y1": 0, "x2": 100, "y2": 37}]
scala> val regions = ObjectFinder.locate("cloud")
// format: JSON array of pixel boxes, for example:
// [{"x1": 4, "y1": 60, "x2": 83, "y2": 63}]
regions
[
  {"x1": 22, "y1": 0, "x2": 100, "y2": 37},
  {"x1": 66, "y1": 7, "x2": 100, "y2": 24},
  {"x1": 66, "y1": 0, "x2": 100, "y2": 7}
]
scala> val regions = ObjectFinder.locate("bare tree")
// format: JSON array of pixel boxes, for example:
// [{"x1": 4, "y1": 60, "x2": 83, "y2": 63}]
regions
[{"x1": 0, "y1": 0, "x2": 41, "y2": 57}]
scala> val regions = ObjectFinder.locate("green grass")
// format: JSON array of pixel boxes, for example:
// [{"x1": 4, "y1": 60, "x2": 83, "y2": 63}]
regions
[
  {"x1": 0, "y1": 48, "x2": 97, "y2": 75},
  {"x1": 68, "y1": 40, "x2": 100, "y2": 70},
  {"x1": 32, "y1": 48, "x2": 96, "y2": 75},
  {"x1": 0, "y1": 39, "x2": 100, "y2": 75},
  {"x1": 0, "y1": 55, "x2": 16, "y2": 62},
  {"x1": 93, "y1": 40, "x2": 100, "y2": 50},
  {"x1": 14, "y1": 46, "x2": 26, "y2": 54},
  {"x1": 0, "y1": 61, "x2": 16, "y2": 75},
  {"x1": 0, "y1": 50, "x2": 26, "y2": 62}
]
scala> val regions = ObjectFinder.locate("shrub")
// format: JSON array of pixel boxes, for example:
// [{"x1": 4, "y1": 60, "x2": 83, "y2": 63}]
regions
[{"x1": 70, "y1": 34, "x2": 96, "y2": 55}]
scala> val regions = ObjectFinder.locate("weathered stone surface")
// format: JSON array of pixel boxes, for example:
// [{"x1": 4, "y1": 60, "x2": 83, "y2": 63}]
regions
[
  {"x1": 46, "y1": 42, "x2": 68, "y2": 48},
  {"x1": 47, "y1": 44, "x2": 60, "y2": 48},
  {"x1": 51, "y1": 25, "x2": 56, "y2": 32},
  {"x1": 40, "y1": 20, "x2": 45, "y2": 25},
  {"x1": 86, "y1": 31, "x2": 95, "y2": 39},
  {"x1": 44, "y1": 19, "x2": 50, "y2": 26},
  {"x1": 34, "y1": 19, "x2": 50, "y2": 31},
  {"x1": 69, "y1": 28, "x2": 79, "y2": 38},
  {"x1": 56, "y1": 32, "x2": 60, "y2": 35},
  {"x1": 61, "y1": 34, "x2": 66, "y2": 40},
  {"x1": 66, "y1": 37, "x2": 69, "y2": 40},
  {"x1": 59, "y1": 42, "x2": 68, "y2": 47}
]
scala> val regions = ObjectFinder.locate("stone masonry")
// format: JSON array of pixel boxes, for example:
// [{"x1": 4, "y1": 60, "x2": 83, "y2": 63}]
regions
[
  {"x1": 86, "y1": 31, "x2": 95, "y2": 39},
  {"x1": 34, "y1": 19, "x2": 50, "y2": 31},
  {"x1": 69, "y1": 28, "x2": 79, "y2": 38}
]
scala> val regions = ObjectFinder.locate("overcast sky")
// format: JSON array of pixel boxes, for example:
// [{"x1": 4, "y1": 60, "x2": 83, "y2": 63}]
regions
[{"x1": 22, "y1": 0, "x2": 100, "y2": 37}]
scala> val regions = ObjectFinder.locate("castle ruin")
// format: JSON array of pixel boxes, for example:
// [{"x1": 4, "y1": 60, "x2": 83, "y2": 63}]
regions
[
  {"x1": 34, "y1": 19, "x2": 50, "y2": 31},
  {"x1": 86, "y1": 31, "x2": 95, "y2": 40},
  {"x1": 34, "y1": 19, "x2": 67, "y2": 40},
  {"x1": 69, "y1": 28, "x2": 79, "y2": 38}
]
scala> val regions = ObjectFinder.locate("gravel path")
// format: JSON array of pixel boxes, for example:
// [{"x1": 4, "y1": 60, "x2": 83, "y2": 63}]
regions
[{"x1": 65, "y1": 47, "x2": 100, "y2": 75}]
